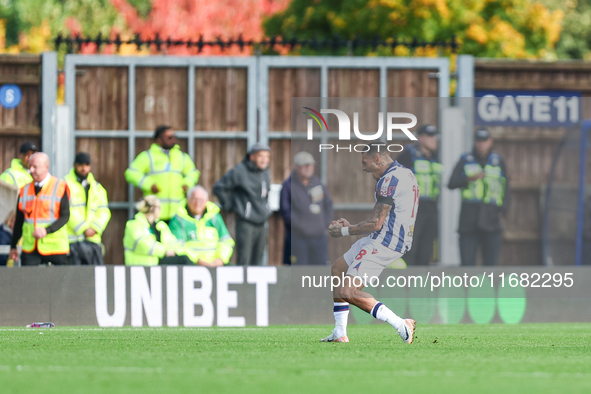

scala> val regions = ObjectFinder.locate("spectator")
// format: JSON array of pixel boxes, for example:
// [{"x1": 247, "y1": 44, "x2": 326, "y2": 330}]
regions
[
  {"x1": 123, "y1": 196, "x2": 191, "y2": 266},
  {"x1": 279, "y1": 152, "x2": 333, "y2": 266},
  {"x1": 169, "y1": 186, "x2": 234, "y2": 267},
  {"x1": 396, "y1": 125, "x2": 442, "y2": 266},
  {"x1": 0, "y1": 141, "x2": 38, "y2": 188},
  {"x1": 213, "y1": 142, "x2": 271, "y2": 266},
  {"x1": 448, "y1": 129, "x2": 511, "y2": 266},
  {"x1": 0, "y1": 210, "x2": 15, "y2": 266},
  {"x1": 64, "y1": 153, "x2": 111, "y2": 265},
  {"x1": 9, "y1": 153, "x2": 70, "y2": 266},
  {"x1": 125, "y1": 125, "x2": 200, "y2": 222}
]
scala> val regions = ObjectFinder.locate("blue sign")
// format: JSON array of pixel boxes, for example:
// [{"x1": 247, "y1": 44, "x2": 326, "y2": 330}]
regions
[
  {"x1": 475, "y1": 90, "x2": 581, "y2": 127},
  {"x1": 0, "y1": 84, "x2": 22, "y2": 109}
]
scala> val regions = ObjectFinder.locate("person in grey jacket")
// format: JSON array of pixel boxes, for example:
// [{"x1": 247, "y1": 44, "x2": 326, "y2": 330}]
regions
[{"x1": 213, "y1": 143, "x2": 271, "y2": 266}]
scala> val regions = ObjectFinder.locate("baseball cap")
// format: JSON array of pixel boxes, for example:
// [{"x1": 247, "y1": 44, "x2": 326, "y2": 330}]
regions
[
  {"x1": 293, "y1": 152, "x2": 315, "y2": 166},
  {"x1": 475, "y1": 129, "x2": 491, "y2": 141},
  {"x1": 417, "y1": 124, "x2": 438, "y2": 136},
  {"x1": 19, "y1": 142, "x2": 38, "y2": 154},
  {"x1": 74, "y1": 152, "x2": 91, "y2": 165},
  {"x1": 248, "y1": 142, "x2": 271, "y2": 154}
]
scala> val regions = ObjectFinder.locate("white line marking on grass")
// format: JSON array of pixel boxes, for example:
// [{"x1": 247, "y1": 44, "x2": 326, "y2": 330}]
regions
[
  {"x1": 0, "y1": 327, "x2": 268, "y2": 332},
  {"x1": 0, "y1": 365, "x2": 278, "y2": 375},
  {"x1": 1, "y1": 365, "x2": 590, "y2": 379}
]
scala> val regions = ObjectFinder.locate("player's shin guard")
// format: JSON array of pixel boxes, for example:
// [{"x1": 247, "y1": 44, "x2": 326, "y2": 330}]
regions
[
  {"x1": 370, "y1": 301, "x2": 403, "y2": 331},
  {"x1": 333, "y1": 302, "x2": 349, "y2": 337}
]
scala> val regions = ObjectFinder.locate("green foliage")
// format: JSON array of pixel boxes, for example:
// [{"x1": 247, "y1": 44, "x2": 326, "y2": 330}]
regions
[
  {"x1": 126, "y1": 0, "x2": 152, "y2": 19},
  {"x1": 0, "y1": 0, "x2": 151, "y2": 49},
  {"x1": 263, "y1": 0, "x2": 564, "y2": 59},
  {"x1": 0, "y1": 0, "x2": 21, "y2": 46},
  {"x1": 541, "y1": 0, "x2": 591, "y2": 59},
  {"x1": 14, "y1": 0, "x2": 126, "y2": 36}
]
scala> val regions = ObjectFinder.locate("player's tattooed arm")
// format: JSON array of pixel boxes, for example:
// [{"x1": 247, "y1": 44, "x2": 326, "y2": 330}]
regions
[
  {"x1": 349, "y1": 202, "x2": 391, "y2": 235},
  {"x1": 328, "y1": 203, "x2": 391, "y2": 238}
]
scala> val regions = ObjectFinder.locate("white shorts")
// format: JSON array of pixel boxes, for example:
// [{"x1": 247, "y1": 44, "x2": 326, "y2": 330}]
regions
[{"x1": 343, "y1": 237, "x2": 404, "y2": 285}]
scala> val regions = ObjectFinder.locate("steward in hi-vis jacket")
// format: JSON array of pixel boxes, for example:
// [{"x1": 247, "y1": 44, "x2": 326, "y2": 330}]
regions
[
  {"x1": 448, "y1": 129, "x2": 511, "y2": 266},
  {"x1": 123, "y1": 196, "x2": 190, "y2": 266},
  {"x1": 64, "y1": 152, "x2": 111, "y2": 265},
  {"x1": 169, "y1": 186, "x2": 234, "y2": 267},
  {"x1": 125, "y1": 125, "x2": 200, "y2": 222},
  {"x1": 10, "y1": 153, "x2": 70, "y2": 266},
  {"x1": 0, "y1": 141, "x2": 38, "y2": 188}
]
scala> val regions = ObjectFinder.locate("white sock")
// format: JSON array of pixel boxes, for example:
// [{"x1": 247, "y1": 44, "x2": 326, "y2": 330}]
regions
[
  {"x1": 333, "y1": 302, "x2": 349, "y2": 337},
  {"x1": 371, "y1": 302, "x2": 403, "y2": 331}
]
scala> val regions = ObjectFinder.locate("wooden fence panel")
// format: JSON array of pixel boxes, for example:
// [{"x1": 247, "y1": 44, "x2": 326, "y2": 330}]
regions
[
  {"x1": 387, "y1": 69, "x2": 439, "y2": 97},
  {"x1": 0, "y1": 55, "x2": 40, "y2": 134},
  {"x1": 195, "y1": 68, "x2": 247, "y2": 132},
  {"x1": 135, "y1": 67, "x2": 187, "y2": 131},
  {"x1": 269, "y1": 68, "x2": 321, "y2": 132},
  {"x1": 102, "y1": 209, "x2": 127, "y2": 265},
  {"x1": 194, "y1": 139, "x2": 247, "y2": 195},
  {"x1": 75, "y1": 67, "x2": 128, "y2": 130},
  {"x1": 0, "y1": 55, "x2": 41, "y2": 172},
  {"x1": 329, "y1": 69, "x2": 379, "y2": 97}
]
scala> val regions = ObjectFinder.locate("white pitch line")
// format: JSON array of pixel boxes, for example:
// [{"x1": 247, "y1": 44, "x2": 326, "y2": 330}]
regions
[
  {"x1": 1, "y1": 365, "x2": 590, "y2": 379},
  {"x1": 0, "y1": 327, "x2": 269, "y2": 332}
]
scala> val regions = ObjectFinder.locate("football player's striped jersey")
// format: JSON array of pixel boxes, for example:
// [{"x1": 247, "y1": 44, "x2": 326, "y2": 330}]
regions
[{"x1": 370, "y1": 161, "x2": 419, "y2": 253}]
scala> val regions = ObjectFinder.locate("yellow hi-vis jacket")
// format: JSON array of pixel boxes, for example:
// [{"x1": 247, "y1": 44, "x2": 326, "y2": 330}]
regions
[
  {"x1": 0, "y1": 158, "x2": 32, "y2": 188},
  {"x1": 125, "y1": 143, "x2": 200, "y2": 221},
  {"x1": 64, "y1": 169, "x2": 111, "y2": 245},
  {"x1": 123, "y1": 212, "x2": 185, "y2": 266}
]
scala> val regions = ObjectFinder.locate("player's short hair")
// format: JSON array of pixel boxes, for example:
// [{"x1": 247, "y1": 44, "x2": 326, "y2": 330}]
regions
[
  {"x1": 154, "y1": 125, "x2": 172, "y2": 140},
  {"x1": 362, "y1": 144, "x2": 391, "y2": 158}
]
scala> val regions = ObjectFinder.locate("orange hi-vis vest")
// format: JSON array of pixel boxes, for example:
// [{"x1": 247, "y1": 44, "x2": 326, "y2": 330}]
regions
[{"x1": 18, "y1": 175, "x2": 70, "y2": 255}]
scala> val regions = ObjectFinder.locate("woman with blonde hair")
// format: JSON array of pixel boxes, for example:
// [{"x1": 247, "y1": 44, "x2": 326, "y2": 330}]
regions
[{"x1": 123, "y1": 196, "x2": 190, "y2": 265}]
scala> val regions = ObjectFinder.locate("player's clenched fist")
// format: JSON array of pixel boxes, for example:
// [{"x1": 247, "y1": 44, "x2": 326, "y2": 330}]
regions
[
  {"x1": 337, "y1": 218, "x2": 351, "y2": 227},
  {"x1": 328, "y1": 222, "x2": 343, "y2": 238},
  {"x1": 328, "y1": 218, "x2": 351, "y2": 238}
]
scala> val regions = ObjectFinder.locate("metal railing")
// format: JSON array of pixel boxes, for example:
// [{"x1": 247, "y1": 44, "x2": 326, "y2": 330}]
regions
[{"x1": 54, "y1": 34, "x2": 459, "y2": 55}]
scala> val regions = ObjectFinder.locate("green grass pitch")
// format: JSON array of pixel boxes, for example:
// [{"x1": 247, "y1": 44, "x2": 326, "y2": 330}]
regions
[{"x1": 1, "y1": 324, "x2": 591, "y2": 394}]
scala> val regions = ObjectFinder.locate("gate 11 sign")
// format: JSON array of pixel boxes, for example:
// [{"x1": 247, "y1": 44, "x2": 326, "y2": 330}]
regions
[{"x1": 475, "y1": 90, "x2": 581, "y2": 127}]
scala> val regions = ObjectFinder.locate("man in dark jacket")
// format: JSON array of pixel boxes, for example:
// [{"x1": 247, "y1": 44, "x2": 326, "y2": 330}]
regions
[
  {"x1": 448, "y1": 129, "x2": 510, "y2": 266},
  {"x1": 213, "y1": 143, "x2": 271, "y2": 266},
  {"x1": 280, "y1": 152, "x2": 333, "y2": 266}
]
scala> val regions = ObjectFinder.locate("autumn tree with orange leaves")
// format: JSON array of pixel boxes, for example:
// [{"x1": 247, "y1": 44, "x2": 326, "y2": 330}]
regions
[{"x1": 1, "y1": 0, "x2": 289, "y2": 55}]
